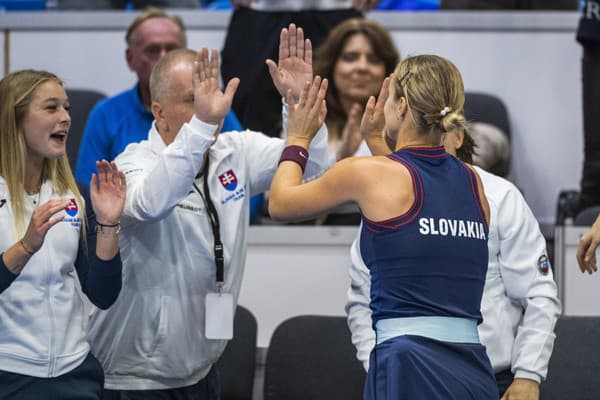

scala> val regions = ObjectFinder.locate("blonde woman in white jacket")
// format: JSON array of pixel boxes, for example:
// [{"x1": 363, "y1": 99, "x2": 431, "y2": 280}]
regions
[{"x1": 0, "y1": 70, "x2": 126, "y2": 400}]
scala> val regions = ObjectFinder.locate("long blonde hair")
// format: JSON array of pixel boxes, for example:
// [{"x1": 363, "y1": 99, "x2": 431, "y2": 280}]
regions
[
  {"x1": 393, "y1": 55, "x2": 468, "y2": 137},
  {"x1": 0, "y1": 69, "x2": 85, "y2": 237}
]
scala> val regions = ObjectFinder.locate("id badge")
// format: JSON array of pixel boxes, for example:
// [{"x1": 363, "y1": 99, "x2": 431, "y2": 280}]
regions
[{"x1": 205, "y1": 292, "x2": 234, "y2": 340}]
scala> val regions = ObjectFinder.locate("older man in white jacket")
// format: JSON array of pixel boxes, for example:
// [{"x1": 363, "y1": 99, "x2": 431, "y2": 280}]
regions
[
  {"x1": 347, "y1": 130, "x2": 561, "y2": 400},
  {"x1": 88, "y1": 26, "x2": 329, "y2": 399}
]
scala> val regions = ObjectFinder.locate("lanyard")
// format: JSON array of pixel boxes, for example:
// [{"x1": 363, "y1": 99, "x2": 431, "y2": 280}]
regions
[{"x1": 193, "y1": 157, "x2": 224, "y2": 291}]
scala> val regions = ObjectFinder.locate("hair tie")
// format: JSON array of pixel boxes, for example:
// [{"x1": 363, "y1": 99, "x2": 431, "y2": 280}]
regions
[{"x1": 440, "y1": 106, "x2": 451, "y2": 117}]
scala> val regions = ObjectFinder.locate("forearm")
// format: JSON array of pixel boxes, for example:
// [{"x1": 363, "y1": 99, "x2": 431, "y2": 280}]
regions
[
  {"x1": 81, "y1": 250, "x2": 122, "y2": 310},
  {"x1": 1, "y1": 241, "x2": 34, "y2": 276},
  {"x1": 346, "y1": 301, "x2": 375, "y2": 370},
  {"x1": 123, "y1": 118, "x2": 215, "y2": 221},
  {"x1": 95, "y1": 226, "x2": 120, "y2": 261},
  {"x1": 0, "y1": 247, "x2": 27, "y2": 292},
  {"x1": 511, "y1": 294, "x2": 560, "y2": 381},
  {"x1": 269, "y1": 160, "x2": 305, "y2": 220}
]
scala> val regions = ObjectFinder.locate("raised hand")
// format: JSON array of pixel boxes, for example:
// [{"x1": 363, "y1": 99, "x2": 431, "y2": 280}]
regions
[
  {"x1": 267, "y1": 24, "x2": 313, "y2": 101},
  {"x1": 286, "y1": 76, "x2": 328, "y2": 146},
  {"x1": 21, "y1": 199, "x2": 70, "y2": 254},
  {"x1": 361, "y1": 75, "x2": 392, "y2": 155},
  {"x1": 90, "y1": 160, "x2": 126, "y2": 226},
  {"x1": 337, "y1": 103, "x2": 364, "y2": 161},
  {"x1": 193, "y1": 48, "x2": 240, "y2": 125}
]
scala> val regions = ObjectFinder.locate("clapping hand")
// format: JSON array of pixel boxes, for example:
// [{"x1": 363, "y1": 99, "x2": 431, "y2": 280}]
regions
[
  {"x1": 337, "y1": 103, "x2": 364, "y2": 161},
  {"x1": 91, "y1": 160, "x2": 126, "y2": 226},
  {"x1": 193, "y1": 48, "x2": 240, "y2": 126},
  {"x1": 267, "y1": 24, "x2": 313, "y2": 102},
  {"x1": 286, "y1": 76, "x2": 328, "y2": 146},
  {"x1": 20, "y1": 199, "x2": 70, "y2": 255}
]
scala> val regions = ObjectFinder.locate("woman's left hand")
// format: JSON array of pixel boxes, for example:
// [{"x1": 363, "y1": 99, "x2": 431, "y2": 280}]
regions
[
  {"x1": 90, "y1": 160, "x2": 126, "y2": 225},
  {"x1": 285, "y1": 76, "x2": 328, "y2": 147}
]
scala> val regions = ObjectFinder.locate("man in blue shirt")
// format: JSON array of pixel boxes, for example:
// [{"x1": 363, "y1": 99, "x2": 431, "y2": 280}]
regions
[{"x1": 75, "y1": 7, "x2": 242, "y2": 185}]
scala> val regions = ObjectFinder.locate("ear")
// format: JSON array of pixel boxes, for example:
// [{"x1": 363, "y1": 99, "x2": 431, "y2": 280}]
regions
[
  {"x1": 126, "y1": 48, "x2": 135, "y2": 71},
  {"x1": 151, "y1": 101, "x2": 167, "y2": 132},
  {"x1": 398, "y1": 96, "x2": 409, "y2": 119}
]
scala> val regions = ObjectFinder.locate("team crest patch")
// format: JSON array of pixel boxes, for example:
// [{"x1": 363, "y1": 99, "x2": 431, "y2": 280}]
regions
[
  {"x1": 63, "y1": 198, "x2": 81, "y2": 228},
  {"x1": 65, "y1": 198, "x2": 78, "y2": 217},
  {"x1": 219, "y1": 170, "x2": 238, "y2": 191},
  {"x1": 538, "y1": 254, "x2": 550, "y2": 275}
]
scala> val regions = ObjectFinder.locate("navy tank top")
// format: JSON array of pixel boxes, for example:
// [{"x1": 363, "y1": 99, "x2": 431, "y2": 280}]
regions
[{"x1": 360, "y1": 146, "x2": 488, "y2": 325}]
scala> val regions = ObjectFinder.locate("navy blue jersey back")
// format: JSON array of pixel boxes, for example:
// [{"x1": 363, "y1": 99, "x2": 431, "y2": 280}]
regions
[{"x1": 360, "y1": 146, "x2": 488, "y2": 325}]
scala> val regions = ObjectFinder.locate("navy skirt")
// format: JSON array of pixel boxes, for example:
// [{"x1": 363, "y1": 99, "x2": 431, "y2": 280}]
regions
[{"x1": 365, "y1": 335, "x2": 497, "y2": 400}]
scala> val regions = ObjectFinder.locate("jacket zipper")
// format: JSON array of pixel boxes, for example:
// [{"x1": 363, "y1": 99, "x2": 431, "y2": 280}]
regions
[{"x1": 46, "y1": 244, "x2": 56, "y2": 377}]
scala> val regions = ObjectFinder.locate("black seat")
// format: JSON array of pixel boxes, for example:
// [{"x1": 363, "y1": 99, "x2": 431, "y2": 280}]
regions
[
  {"x1": 574, "y1": 205, "x2": 600, "y2": 226},
  {"x1": 464, "y1": 91, "x2": 511, "y2": 177},
  {"x1": 215, "y1": 305, "x2": 257, "y2": 400},
  {"x1": 539, "y1": 316, "x2": 600, "y2": 400},
  {"x1": 65, "y1": 89, "x2": 106, "y2": 172},
  {"x1": 263, "y1": 315, "x2": 366, "y2": 400}
]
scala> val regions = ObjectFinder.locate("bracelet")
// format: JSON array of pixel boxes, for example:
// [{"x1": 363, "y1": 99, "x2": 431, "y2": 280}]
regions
[
  {"x1": 279, "y1": 145, "x2": 309, "y2": 173},
  {"x1": 20, "y1": 240, "x2": 34, "y2": 256},
  {"x1": 96, "y1": 221, "x2": 121, "y2": 235},
  {"x1": 96, "y1": 221, "x2": 120, "y2": 227}
]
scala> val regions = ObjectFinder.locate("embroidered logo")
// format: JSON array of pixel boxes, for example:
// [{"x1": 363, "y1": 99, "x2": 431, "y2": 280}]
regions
[
  {"x1": 65, "y1": 198, "x2": 78, "y2": 217},
  {"x1": 219, "y1": 170, "x2": 238, "y2": 191},
  {"x1": 538, "y1": 254, "x2": 550, "y2": 275},
  {"x1": 0, "y1": 199, "x2": 5, "y2": 208},
  {"x1": 62, "y1": 198, "x2": 81, "y2": 228}
]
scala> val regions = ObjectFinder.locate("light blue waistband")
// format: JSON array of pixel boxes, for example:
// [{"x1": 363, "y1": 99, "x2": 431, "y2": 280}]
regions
[{"x1": 376, "y1": 316, "x2": 480, "y2": 345}]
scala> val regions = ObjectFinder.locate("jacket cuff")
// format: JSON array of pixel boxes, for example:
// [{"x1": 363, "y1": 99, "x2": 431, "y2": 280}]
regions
[
  {"x1": 513, "y1": 370, "x2": 542, "y2": 383},
  {"x1": 0, "y1": 253, "x2": 18, "y2": 292},
  {"x1": 188, "y1": 116, "x2": 219, "y2": 141}
]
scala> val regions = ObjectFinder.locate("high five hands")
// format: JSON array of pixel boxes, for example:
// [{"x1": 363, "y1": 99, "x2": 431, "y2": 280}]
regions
[
  {"x1": 361, "y1": 75, "x2": 393, "y2": 155},
  {"x1": 193, "y1": 48, "x2": 240, "y2": 126},
  {"x1": 267, "y1": 23, "x2": 313, "y2": 102},
  {"x1": 286, "y1": 76, "x2": 328, "y2": 146}
]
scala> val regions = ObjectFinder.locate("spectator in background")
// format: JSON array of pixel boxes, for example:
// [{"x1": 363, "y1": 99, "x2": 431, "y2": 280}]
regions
[
  {"x1": 311, "y1": 18, "x2": 398, "y2": 224},
  {"x1": 577, "y1": 0, "x2": 600, "y2": 212},
  {"x1": 221, "y1": 0, "x2": 380, "y2": 138},
  {"x1": 347, "y1": 128, "x2": 560, "y2": 400},
  {"x1": 75, "y1": 7, "x2": 241, "y2": 186},
  {"x1": 314, "y1": 18, "x2": 398, "y2": 165}
]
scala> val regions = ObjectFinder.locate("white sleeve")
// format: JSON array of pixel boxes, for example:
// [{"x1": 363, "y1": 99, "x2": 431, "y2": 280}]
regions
[
  {"x1": 345, "y1": 234, "x2": 375, "y2": 371},
  {"x1": 496, "y1": 184, "x2": 561, "y2": 382},
  {"x1": 117, "y1": 117, "x2": 216, "y2": 222}
]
